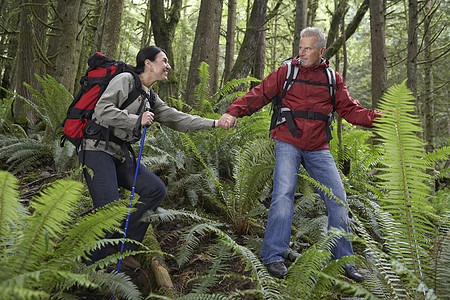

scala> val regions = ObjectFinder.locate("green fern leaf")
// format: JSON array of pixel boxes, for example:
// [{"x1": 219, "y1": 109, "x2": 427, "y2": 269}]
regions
[{"x1": 374, "y1": 80, "x2": 435, "y2": 280}]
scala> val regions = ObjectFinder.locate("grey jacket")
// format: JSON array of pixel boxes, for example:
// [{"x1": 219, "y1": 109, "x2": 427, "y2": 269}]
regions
[{"x1": 82, "y1": 72, "x2": 215, "y2": 161}]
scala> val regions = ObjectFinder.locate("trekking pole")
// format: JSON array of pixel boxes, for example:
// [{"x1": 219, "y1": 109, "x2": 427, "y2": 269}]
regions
[{"x1": 116, "y1": 111, "x2": 150, "y2": 276}]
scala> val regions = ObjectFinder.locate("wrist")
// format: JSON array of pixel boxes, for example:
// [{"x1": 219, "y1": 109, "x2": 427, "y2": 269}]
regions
[{"x1": 212, "y1": 120, "x2": 216, "y2": 128}]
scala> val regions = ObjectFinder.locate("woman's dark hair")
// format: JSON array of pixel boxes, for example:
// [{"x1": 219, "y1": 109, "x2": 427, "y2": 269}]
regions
[{"x1": 133, "y1": 46, "x2": 166, "y2": 74}]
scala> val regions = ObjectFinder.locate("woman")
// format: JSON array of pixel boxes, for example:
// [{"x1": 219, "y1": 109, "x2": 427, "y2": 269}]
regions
[{"x1": 80, "y1": 46, "x2": 224, "y2": 264}]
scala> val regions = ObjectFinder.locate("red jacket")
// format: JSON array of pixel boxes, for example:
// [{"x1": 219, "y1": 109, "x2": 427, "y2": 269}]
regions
[{"x1": 226, "y1": 57, "x2": 378, "y2": 151}]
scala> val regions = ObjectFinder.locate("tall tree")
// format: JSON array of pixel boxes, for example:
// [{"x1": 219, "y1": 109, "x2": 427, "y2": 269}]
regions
[
  {"x1": 369, "y1": 0, "x2": 387, "y2": 109},
  {"x1": 324, "y1": 0, "x2": 369, "y2": 60},
  {"x1": 292, "y1": 0, "x2": 308, "y2": 56},
  {"x1": 422, "y1": 0, "x2": 434, "y2": 154},
  {"x1": 13, "y1": 0, "x2": 47, "y2": 124},
  {"x1": 226, "y1": 0, "x2": 268, "y2": 82},
  {"x1": 223, "y1": 0, "x2": 237, "y2": 84},
  {"x1": 184, "y1": 0, "x2": 223, "y2": 107},
  {"x1": 150, "y1": 0, "x2": 182, "y2": 100},
  {"x1": 47, "y1": 0, "x2": 82, "y2": 94},
  {"x1": 140, "y1": 0, "x2": 152, "y2": 49},
  {"x1": 0, "y1": 0, "x2": 20, "y2": 99},
  {"x1": 407, "y1": 0, "x2": 418, "y2": 99},
  {"x1": 226, "y1": 0, "x2": 271, "y2": 82},
  {"x1": 94, "y1": 0, "x2": 125, "y2": 58}
]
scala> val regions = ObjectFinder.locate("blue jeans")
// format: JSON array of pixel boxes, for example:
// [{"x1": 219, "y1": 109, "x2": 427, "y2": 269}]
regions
[
  {"x1": 260, "y1": 140, "x2": 354, "y2": 265},
  {"x1": 79, "y1": 150, "x2": 166, "y2": 263}
]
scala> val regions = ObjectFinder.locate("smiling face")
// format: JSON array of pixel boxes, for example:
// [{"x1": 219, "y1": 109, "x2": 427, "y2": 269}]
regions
[
  {"x1": 298, "y1": 36, "x2": 325, "y2": 68},
  {"x1": 148, "y1": 51, "x2": 171, "y2": 81}
]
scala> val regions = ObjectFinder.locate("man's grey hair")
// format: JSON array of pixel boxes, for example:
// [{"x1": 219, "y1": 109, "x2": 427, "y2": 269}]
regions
[{"x1": 300, "y1": 27, "x2": 327, "y2": 49}]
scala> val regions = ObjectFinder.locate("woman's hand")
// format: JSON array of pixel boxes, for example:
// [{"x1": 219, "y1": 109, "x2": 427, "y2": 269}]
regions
[{"x1": 141, "y1": 111, "x2": 155, "y2": 126}]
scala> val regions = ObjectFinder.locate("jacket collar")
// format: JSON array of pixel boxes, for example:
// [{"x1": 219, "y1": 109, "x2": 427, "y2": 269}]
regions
[{"x1": 292, "y1": 56, "x2": 329, "y2": 70}]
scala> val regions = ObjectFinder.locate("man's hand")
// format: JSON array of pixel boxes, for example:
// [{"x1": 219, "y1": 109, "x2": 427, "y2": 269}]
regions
[{"x1": 217, "y1": 113, "x2": 238, "y2": 129}]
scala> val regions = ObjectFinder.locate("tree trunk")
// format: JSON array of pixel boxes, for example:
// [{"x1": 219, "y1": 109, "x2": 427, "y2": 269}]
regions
[
  {"x1": 184, "y1": 0, "x2": 223, "y2": 107},
  {"x1": 308, "y1": 0, "x2": 318, "y2": 26},
  {"x1": 0, "y1": 0, "x2": 20, "y2": 99},
  {"x1": 292, "y1": 0, "x2": 307, "y2": 56},
  {"x1": 407, "y1": 0, "x2": 418, "y2": 100},
  {"x1": 369, "y1": 0, "x2": 387, "y2": 110},
  {"x1": 140, "y1": 0, "x2": 152, "y2": 48},
  {"x1": 74, "y1": 0, "x2": 101, "y2": 94},
  {"x1": 47, "y1": 0, "x2": 82, "y2": 95},
  {"x1": 14, "y1": 0, "x2": 47, "y2": 125},
  {"x1": 226, "y1": 0, "x2": 268, "y2": 82},
  {"x1": 96, "y1": 0, "x2": 124, "y2": 58},
  {"x1": 324, "y1": 0, "x2": 369, "y2": 60},
  {"x1": 251, "y1": 22, "x2": 266, "y2": 88},
  {"x1": 423, "y1": 0, "x2": 434, "y2": 155},
  {"x1": 223, "y1": 0, "x2": 237, "y2": 84},
  {"x1": 150, "y1": 0, "x2": 182, "y2": 100}
]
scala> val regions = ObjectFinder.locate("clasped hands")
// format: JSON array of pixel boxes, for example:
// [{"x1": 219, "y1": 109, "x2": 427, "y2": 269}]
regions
[{"x1": 216, "y1": 113, "x2": 238, "y2": 130}]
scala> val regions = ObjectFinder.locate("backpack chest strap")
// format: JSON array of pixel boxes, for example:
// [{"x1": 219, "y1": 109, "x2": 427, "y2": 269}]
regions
[{"x1": 276, "y1": 107, "x2": 333, "y2": 142}]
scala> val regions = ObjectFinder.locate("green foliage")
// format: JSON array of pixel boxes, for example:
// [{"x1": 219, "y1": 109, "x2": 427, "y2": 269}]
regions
[
  {"x1": 0, "y1": 135, "x2": 77, "y2": 173},
  {"x1": 22, "y1": 74, "x2": 73, "y2": 139},
  {"x1": 374, "y1": 81, "x2": 436, "y2": 280},
  {"x1": 0, "y1": 135, "x2": 53, "y2": 173},
  {"x1": 0, "y1": 170, "x2": 142, "y2": 299},
  {"x1": 193, "y1": 61, "x2": 260, "y2": 116},
  {"x1": 0, "y1": 76, "x2": 77, "y2": 172}
]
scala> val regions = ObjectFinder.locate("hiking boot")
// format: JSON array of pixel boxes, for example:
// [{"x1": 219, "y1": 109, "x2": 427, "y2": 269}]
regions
[
  {"x1": 344, "y1": 266, "x2": 365, "y2": 282},
  {"x1": 265, "y1": 261, "x2": 288, "y2": 279}
]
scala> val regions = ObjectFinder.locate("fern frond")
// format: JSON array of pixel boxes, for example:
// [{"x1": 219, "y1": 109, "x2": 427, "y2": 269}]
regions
[
  {"x1": 0, "y1": 136, "x2": 52, "y2": 173},
  {"x1": 90, "y1": 271, "x2": 142, "y2": 300},
  {"x1": 148, "y1": 293, "x2": 235, "y2": 300},
  {"x1": 199, "y1": 224, "x2": 282, "y2": 300},
  {"x1": 194, "y1": 62, "x2": 213, "y2": 114},
  {"x1": 23, "y1": 74, "x2": 73, "y2": 134},
  {"x1": 432, "y1": 211, "x2": 450, "y2": 298},
  {"x1": 319, "y1": 272, "x2": 379, "y2": 300},
  {"x1": 0, "y1": 171, "x2": 23, "y2": 237},
  {"x1": 16, "y1": 179, "x2": 84, "y2": 271},
  {"x1": 52, "y1": 203, "x2": 132, "y2": 264},
  {"x1": 143, "y1": 207, "x2": 223, "y2": 227},
  {"x1": 374, "y1": 80, "x2": 435, "y2": 280}
]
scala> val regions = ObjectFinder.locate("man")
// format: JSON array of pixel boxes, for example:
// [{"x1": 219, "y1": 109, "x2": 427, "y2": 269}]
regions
[{"x1": 219, "y1": 27, "x2": 379, "y2": 281}]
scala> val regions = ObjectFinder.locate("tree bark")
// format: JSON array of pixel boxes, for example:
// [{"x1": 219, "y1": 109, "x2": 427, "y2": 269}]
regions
[
  {"x1": 226, "y1": 0, "x2": 268, "y2": 82},
  {"x1": 423, "y1": 0, "x2": 434, "y2": 154},
  {"x1": 184, "y1": 0, "x2": 223, "y2": 107},
  {"x1": 324, "y1": 0, "x2": 369, "y2": 60},
  {"x1": 140, "y1": 0, "x2": 152, "y2": 49},
  {"x1": 47, "y1": 0, "x2": 82, "y2": 94},
  {"x1": 369, "y1": 0, "x2": 387, "y2": 110},
  {"x1": 252, "y1": 21, "x2": 266, "y2": 88},
  {"x1": 407, "y1": 0, "x2": 418, "y2": 100},
  {"x1": 223, "y1": 0, "x2": 237, "y2": 84},
  {"x1": 14, "y1": 0, "x2": 47, "y2": 124},
  {"x1": 150, "y1": 0, "x2": 182, "y2": 100},
  {"x1": 0, "y1": 0, "x2": 20, "y2": 99},
  {"x1": 292, "y1": 0, "x2": 308, "y2": 56},
  {"x1": 96, "y1": 0, "x2": 125, "y2": 58}
]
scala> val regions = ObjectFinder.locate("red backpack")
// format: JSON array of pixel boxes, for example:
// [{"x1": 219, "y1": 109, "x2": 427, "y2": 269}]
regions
[{"x1": 60, "y1": 52, "x2": 147, "y2": 150}]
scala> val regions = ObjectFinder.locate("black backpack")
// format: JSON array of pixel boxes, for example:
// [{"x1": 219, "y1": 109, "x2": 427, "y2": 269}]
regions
[
  {"x1": 269, "y1": 58, "x2": 337, "y2": 142},
  {"x1": 59, "y1": 52, "x2": 151, "y2": 150}
]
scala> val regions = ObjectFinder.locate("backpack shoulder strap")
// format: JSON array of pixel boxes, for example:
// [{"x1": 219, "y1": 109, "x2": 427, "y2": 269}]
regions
[
  {"x1": 119, "y1": 70, "x2": 150, "y2": 111},
  {"x1": 325, "y1": 67, "x2": 336, "y2": 112}
]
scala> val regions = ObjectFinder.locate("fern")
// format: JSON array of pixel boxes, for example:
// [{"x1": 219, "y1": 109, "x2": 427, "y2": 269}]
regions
[
  {"x1": 373, "y1": 81, "x2": 436, "y2": 283},
  {"x1": 22, "y1": 74, "x2": 73, "y2": 137},
  {"x1": 0, "y1": 135, "x2": 52, "y2": 173},
  {"x1": 0, "y1": 171, "x2": 142, "y2": 299},
  {"x1": 194, "y1": 62, "x2": 213, "y2": 114}
]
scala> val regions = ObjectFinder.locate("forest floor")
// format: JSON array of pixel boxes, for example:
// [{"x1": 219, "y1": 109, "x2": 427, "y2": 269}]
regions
[
  {"x1": 16, "y1": 168, "x2": 257, "y2": 299},
  {"x1": 16, "y1": 168, "x2": 365, "y2": 299}
]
